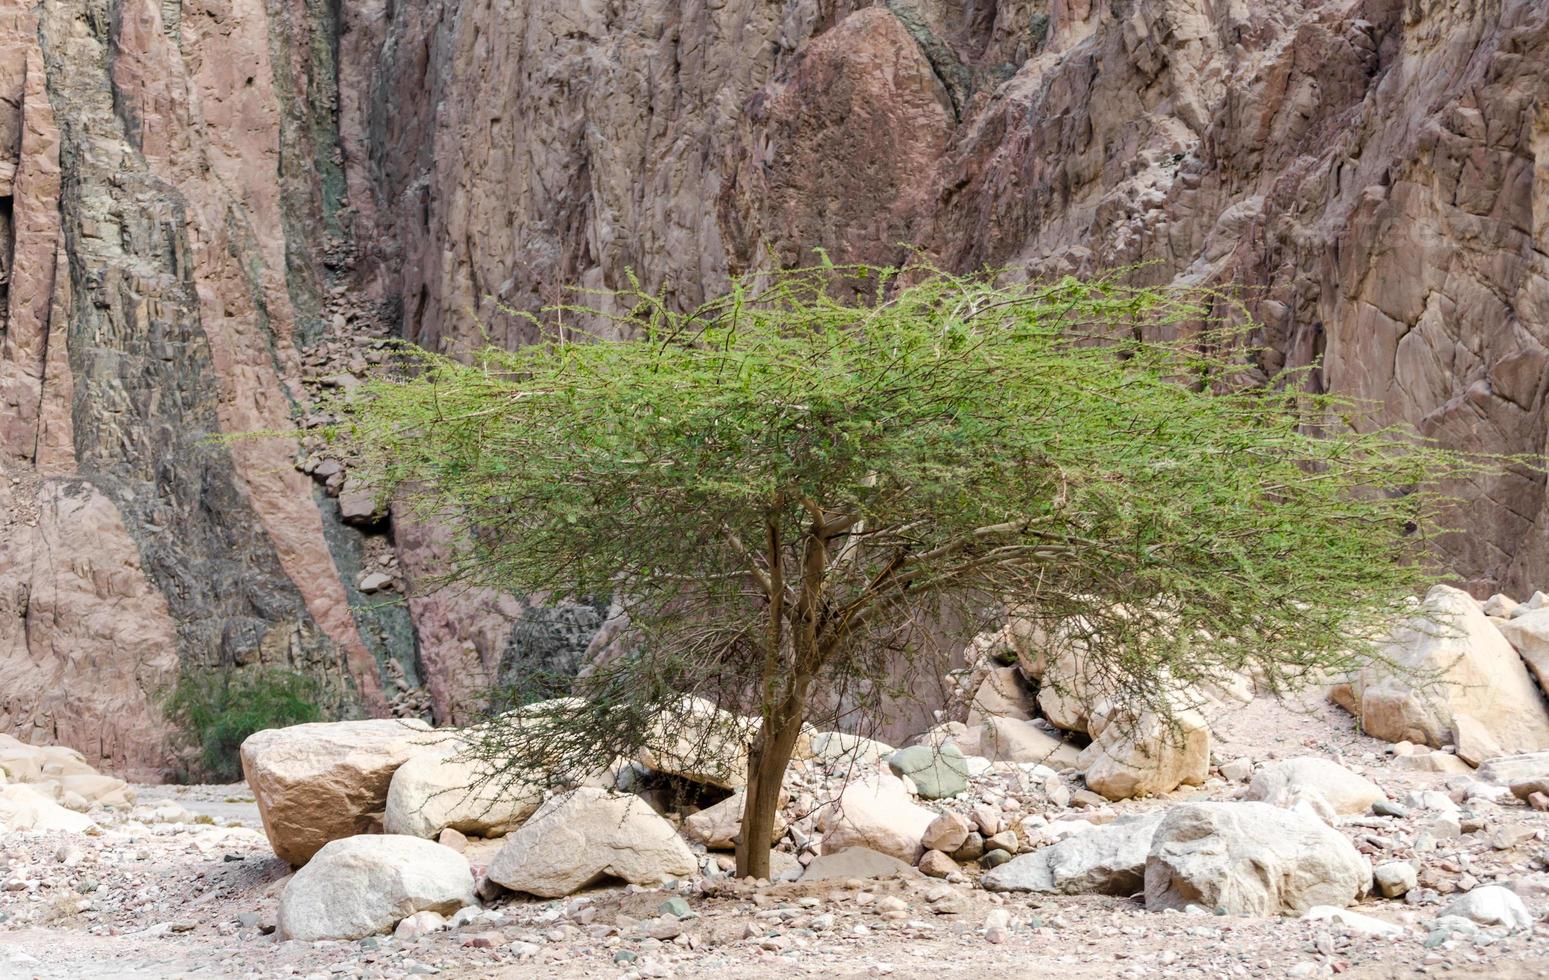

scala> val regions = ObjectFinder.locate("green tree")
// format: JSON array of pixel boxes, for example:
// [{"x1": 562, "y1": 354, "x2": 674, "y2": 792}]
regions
[{"x1": 335, "y1": 266, "x2": 1480, "y2": 880}]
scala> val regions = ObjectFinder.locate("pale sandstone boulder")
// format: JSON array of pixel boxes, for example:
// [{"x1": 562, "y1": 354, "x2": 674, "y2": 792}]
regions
[
  {"x1": 1453, "y1": 715, "x2": 1506, "y2": 767},
  {"x1": 1330, "y1": 586, "x2": 1549, "y2": 754},
  {"x1": 1144, "y1": 802, "x2": 1370, "y2": 915},
  {"x1": 0, "y1": 784, "x2": 96, "y2": 833},
  {"x1": 920, "y1": 811, "x2": 972, "y2": 853},
  {"x1": 384, "y1": 740, "x2": 543, "y2": 840},
  {"x1": 818, "y1": 770, "x2": 935, "y2": 863},
  {"x1": 979, "y1": 715, "x2": 1082, "y2": 769},
  {"x1": 488, "y1": 788, "x2": 696, "y2": 897},
  {"x1": 1482, "y1": 594, "x2": 1519, "y2": 618},
  {"x1": 966, "y1": 666, "x2": 1032, "y2": 726},
  {"x1": 1037, "y1": 641, "x2": 1099, "y2": 734},
  {"x1": 277, "y1": 834, "x2": 475, "y2": 941},
  {"x1": 637, "y1": 696, "x2": 755, "y2": 790},
  {"x1": 683, "y1": 791, "x2": 787, "y2": 850},
  {"x1": 983, "y1": 813, "x2": 1163, "y2": 895},
  {"x1": 1079, "y1": 705, "x2": 1209, "y2": 801},
  {"x1": 1245, "y1": 757, "x2": 1384, "y2": 815},
  {"x1": 241, "y1": 719, "x2": 434, "y2": 865},
  {"x1": 1496, "y1": 607, "x2": 1549, "y2": 692},
  {"x1": 1478, "y1": 752, "x2": 1549, "y2": 785},
  {"x1": 808, "y1": 731, "x2": 895, "y2": 769},
  {"x1": 55, "y1": 773, "x2": 134, "y2": 809}
]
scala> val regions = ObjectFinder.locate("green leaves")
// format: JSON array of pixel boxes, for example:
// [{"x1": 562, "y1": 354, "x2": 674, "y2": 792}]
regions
[{"x1": 335, "y1": 264, "x2": 1492, "y2": 737}]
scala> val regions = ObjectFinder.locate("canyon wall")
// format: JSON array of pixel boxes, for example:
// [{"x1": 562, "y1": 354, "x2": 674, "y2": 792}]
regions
[{"x1": 1, "y1": 0, "x2": 1545, "y2": 775}]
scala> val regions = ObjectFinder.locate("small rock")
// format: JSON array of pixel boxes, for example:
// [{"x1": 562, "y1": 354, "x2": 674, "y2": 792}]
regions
[
  {"x1": 1374, "y1": 862, "x2": 1418, "y2": 899},
  {"x1": 918, "y1": 850, "x2": 957, "y2": 878}
]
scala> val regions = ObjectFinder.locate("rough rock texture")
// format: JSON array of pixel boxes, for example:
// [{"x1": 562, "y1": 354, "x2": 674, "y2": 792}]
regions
[
  {"x1": 241, "y1": 719, "x2": 432, "y2": 865},
  {"x1": 276, "y1": 834, "x2": 476, "y2": 941},
  {"x1": 1144, "y1": 802, "x2": 1371, "y2": 915},
  {"x1": 1080, "y1": 705, "x2": 1210, "y2": 801},
  {"x1": 486, "y1": 788, "x2": 697, "y2": 898},
  {"x1": 9, "y1": 0, "x2": 1549, "y2": 774},
  {"x1": 1245, "y1": 757, "x2": 1386, "y2": 816},
  {"x1": 1331, "y1": 586, "x2": 1549, "y2": 753},
  {"x1": 383, "y1": 740, "x2": 542, "y2": 840},
  {"x1": 818, "y1": 770, "x2": 936, "y2": 863},
  {"x1": 683, "y1": 792, "x2": 788, "y2": 851},
  {"x1": 983, "y1": 813, "x2": 1162, "y2": 895}
]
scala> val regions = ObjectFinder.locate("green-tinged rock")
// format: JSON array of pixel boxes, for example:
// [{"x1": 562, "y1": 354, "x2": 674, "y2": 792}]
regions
[{"x1": 888, "y1": 744, "x2": 969, "y2": 799}]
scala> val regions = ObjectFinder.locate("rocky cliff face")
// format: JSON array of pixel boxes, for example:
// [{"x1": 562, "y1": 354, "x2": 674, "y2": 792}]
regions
[{"x1": 1, "y1": 0, "x2": 1546, "y2": 776}]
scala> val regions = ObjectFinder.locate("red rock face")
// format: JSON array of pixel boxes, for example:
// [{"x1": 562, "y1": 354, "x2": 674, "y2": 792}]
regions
[{"x1": 2, "y1": 0, "x2": 1547, "y2": 774}]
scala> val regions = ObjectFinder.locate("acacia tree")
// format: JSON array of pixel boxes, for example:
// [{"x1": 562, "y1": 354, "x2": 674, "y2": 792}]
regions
[{"x1": 337, "y1": 266, "x2": 1478, "y2": 880}]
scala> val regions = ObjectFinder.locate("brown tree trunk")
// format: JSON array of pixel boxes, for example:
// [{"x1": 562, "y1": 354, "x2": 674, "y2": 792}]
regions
[{"x1": 734, "y1": 678, "x2": 809, "y2": 880}]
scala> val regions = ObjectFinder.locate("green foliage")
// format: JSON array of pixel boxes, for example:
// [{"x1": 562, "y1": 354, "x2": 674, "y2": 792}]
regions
[
  {"x1": 165, "y1": 668, "x2": 326, "y2": 782},
  {"x1": 330, "y1": 263, "x2": 1492, "y2": 872}
]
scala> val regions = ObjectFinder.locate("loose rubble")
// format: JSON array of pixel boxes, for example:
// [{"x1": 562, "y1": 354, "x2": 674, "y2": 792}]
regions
[{"x1": 6, "y1": 589, "x2": 1549, "y2": 976}]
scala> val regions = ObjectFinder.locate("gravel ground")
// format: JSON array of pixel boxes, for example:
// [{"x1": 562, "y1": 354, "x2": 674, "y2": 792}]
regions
[{"x1": 3, "y1": 694, "x2": 1548, "y2": 980}]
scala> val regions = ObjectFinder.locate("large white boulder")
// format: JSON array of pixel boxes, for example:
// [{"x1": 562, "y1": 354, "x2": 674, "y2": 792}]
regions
[
  {"x1": 983, "y1": 813, "x2": 1163, "y2": 895},
  {"x1": 978, "y1": 716, "x2": 1082, "y2": 769},
  {"x1": 818, "y1": 770, "x2": 936, "y2": 863},
  {"x1": 1496, "y1": 609, "x2": 1549, "y2": 692},
  {"x1": 1080, "y1": 704, "x2": 1209, "y2": 801},
  {"x1": 683, "y1": 791, "x2": 788, "y2": 850},
  {"x1": 1330, "y1": 586, "x2": 1549, "y2": 754},
  {"x1": 0, "y1": 784, "x2": 96, "y2": 833},
  {"x1": 966, "y1": 666, "x2": 1032, "y2": 726},
  {"x1": 384, "y1": 740, "x2": 542, "y2": 840},
  {"x1": 1246, "y1": 757, "x2": 1384, "y2": 816},
  {"x1": 277, "y1": 834, "x2": 476, "y2": 941},
  {"x1": 1144, "y1": 802, "x2": 1370, "y2": 915},
  {"x1": 241, "y1": 719, "x2": 433, "y2": 865},
  {"x1": 809, "y1": 731, "x2": 895, "y2": 769},
  {"x1": 487, "y1": 788, "x2": 696, "y2": 898},
  {"x1": 637, "y1": 696, "x2": 755, "y2": 789},
  {"x1": 1440, "y1": 885, "x2": 1533, "y2": 930}
]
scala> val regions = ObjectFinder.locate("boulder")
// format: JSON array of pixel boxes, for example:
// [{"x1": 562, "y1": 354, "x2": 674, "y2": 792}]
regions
[
  {"x1": 1453, "y1": 715, "x2": 1506, "y2": 767},
  {"x1": 1302, "y1": 905, "x2": 1408, "y2": 937},
  {"x1": 0, "y1": 784, "x2": 96, "y2": 833},
  {"x1": 1144, "y1": 802, "x2": 1371, "y2": 915},
  {"x1": 1374, "y1": 861, "x2": 1418, "y2": 899},
  {"x1": 1037, "y1": 641, "x2": 1099, "y2": 733},
  {"x1": 979, "y1": 716, "x2": 1082, "y2": 769},
  {"x1": 1080, "y1": 706, "x2": 1209, "y2": 801},
  {"x1": 808, "y1": 731, "x2": 895, "y2": 769},
  {"x1": 276, "y1": 835, "x2": 475, "y2": 941},
  {"x1": 55, "y1": 773, "x2": 135, "y2": 808},
  {"x1": 1478, "y1": 752, "x2": 1549, "y2": 786},
  {"x1": 1245, "y1": 758, "x2": 1384, "y2": 816},
  {"x1": 1440, "y1": 885, "x2": 1533, "y2": 930},
  {"x1": 682, "y1": 792, "x2": 787, "y2": 850},
  {"x1": 1496, "y1": 608, "x2": 1549, "y2": 692},
  {"x1": 887, "y1": 744, "x2": 969, "y2": 800},
  {"x1": 384, "y1": 740, "x2": 542, "y2": 840},
  {"x1": 241, "y1": 719, "x2": 434, "y2": 865},
  {"x1": 983, "y1": 813, "x2": 1162, "y2": 895},
  {"x1": 637, "y1": 696, "x2": 755, "y2": 789},
  {"x1": 487, "y1": 788, "x2": 696, "y2": 898},
  {"x1": 818, "y1": 770, "x2": 936, "y2": 863},
  {"x1": 966, "y1": 666, "x2": 1031, "y2": 726},
  {"x1": 1330, "y1": 586, "x2": 1549, "y2": 754},
  {"x1": 918, "y1": 849, "x2": 957, "y2": 877},
  {"x1": 800, "y1": 846, "x2": 917, "y2": 882},
  {"x1": 921, "y1": 811, "x2": 972, "y2": 853}
]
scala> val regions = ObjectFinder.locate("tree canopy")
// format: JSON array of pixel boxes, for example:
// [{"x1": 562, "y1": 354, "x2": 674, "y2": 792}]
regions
[{"x1": 334, "y1": 265, "x2": 1482, "y2": 877}]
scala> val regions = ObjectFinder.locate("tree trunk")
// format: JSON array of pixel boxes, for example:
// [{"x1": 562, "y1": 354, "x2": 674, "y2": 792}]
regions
[{"x1": 734, "y1": 679, "x2": 809, "y2": 880}]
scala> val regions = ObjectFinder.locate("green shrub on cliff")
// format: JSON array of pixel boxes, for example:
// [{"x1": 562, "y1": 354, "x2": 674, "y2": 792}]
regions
[{"x1": 165, "y1": 668, "x2": 325, "y2": 782}]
